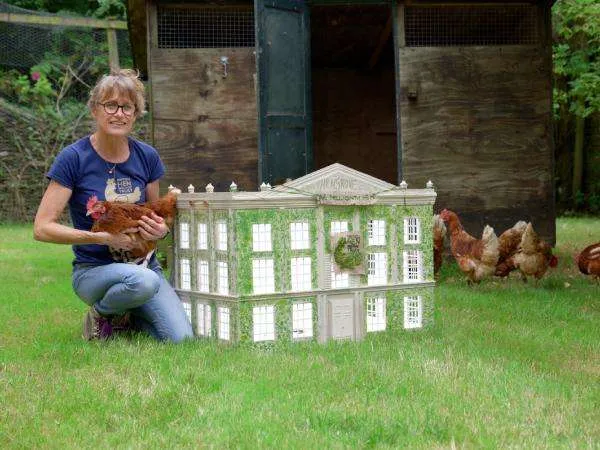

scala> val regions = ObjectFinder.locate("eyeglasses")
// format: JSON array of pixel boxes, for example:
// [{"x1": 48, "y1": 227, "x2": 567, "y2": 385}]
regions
[{"x1": 99, "y1": 101, "x2": 136, "y2": 116}]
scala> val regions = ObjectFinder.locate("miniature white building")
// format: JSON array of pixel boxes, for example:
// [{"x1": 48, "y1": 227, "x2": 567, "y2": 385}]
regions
[{"x1": 174, "y1": 164, "x2": 435, "y2": 343}]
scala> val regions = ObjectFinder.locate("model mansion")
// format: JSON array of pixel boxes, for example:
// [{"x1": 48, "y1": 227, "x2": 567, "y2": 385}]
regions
[{"x1": 173, "y1": 164, "x2": 436, "y2": 343}]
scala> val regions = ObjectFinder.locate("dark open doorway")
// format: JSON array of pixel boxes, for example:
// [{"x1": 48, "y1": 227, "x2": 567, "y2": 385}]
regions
[{"x1": 310, "y1": 4, "x2": 397, "y2": 184}]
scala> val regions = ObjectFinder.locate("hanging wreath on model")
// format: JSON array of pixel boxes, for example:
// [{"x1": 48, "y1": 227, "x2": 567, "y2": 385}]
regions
[{"x1": 331, "y1": 231, "x2": 365, "y2": 275}]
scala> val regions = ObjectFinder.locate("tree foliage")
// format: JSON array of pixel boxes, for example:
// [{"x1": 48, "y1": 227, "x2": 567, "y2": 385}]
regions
[
  {"x1": 3, "y1": 0, "x2": 127, "y2": 19},
  {"x1": 553, "y1": 0, "x2": 600, "y2": 119}
]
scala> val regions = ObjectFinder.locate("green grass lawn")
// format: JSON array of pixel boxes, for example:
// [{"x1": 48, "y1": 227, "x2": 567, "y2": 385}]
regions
[{"x1": 1, "y1": 218, "x2": 599, "y2": 448}]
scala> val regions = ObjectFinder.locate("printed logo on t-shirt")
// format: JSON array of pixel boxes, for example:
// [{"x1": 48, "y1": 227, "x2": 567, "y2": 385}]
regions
[{"x1": 105, "y1": 177, "x2": 141, "y2": 203}]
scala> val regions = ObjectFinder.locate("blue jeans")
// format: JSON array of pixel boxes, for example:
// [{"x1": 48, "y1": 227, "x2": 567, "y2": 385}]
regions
[{"x1": 72, "y1": 260, "x2": 193, "y2": 343}]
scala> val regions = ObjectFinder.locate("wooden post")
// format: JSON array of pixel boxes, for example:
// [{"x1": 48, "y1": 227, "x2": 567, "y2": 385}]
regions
[{"x1": 106, "y1": 28, "x2": 120, "y2": 72}]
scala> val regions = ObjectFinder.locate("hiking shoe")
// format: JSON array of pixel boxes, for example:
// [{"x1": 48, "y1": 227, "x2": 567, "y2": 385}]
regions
[
  {"x1": 110, "y1": 313, "x2": 132, "y2": 334},
  {"x1": 82, "y1": 306, "x2": 113, "y2": 341}
]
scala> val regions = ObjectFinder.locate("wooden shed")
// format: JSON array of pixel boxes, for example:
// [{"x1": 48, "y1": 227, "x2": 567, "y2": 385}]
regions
[{"x1": 127, "y1": 0, "x2": 556, "y2": 242}]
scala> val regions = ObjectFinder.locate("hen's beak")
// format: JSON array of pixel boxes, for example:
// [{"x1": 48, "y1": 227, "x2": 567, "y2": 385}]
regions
[{"x1": 86, "y1": 211, "x2": 91, "y2": 216}]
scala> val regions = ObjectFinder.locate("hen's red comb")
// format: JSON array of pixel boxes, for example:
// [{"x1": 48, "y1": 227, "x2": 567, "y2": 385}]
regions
[{"x1": 86, "y1": 195, "x2": 98, "y2": 210}]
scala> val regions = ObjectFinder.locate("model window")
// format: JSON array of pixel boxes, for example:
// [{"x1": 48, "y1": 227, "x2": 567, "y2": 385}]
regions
[
  {"x1": 197, "y1": 303, "x2": 211, "y2": 337},
  {"x1": 253, "y1": 305, "x2": 275, "y2": 342},
  {"x1": 367, "y1": 252, "x2": 387, "y2": 285},
  {"x1": 403, "y1": 250, "x2": 423, "y2": 282},
  {"x1": 290, "y1": 257, "x2": 311, "y2": 291},
  {"x1": 218, "y1": 306, "x2": 230, "y2": 340},
  {"x1": 366, "y1": 296, "x2": 386, "y2": 332},
  {"x1": 404, "y1": 296, "x2": 423, "y2": 329},
  {"x1": 290, "y1": 222, "x2": 310, "y2": 250},
  {"x1": 368, "y1": 219, "x2": 386, "y2": 246},
  {"x1": 252, "y1": 223, "x2": 272, "y2": 252},
  {"x1": 180, "y1": 258, "x2": 191, "y2": 290},
  {"x1": 292, "y1": 302, "x2": 313, "y2": 339},
  {"x1": 197, "y1": 260, "x2": 209, "y2": 293},
  {"x1": 179, "y1": 222, "x2": 190, "y2": 249},
  {"x1": 216, "y1": 221, "x2": 227, "y2": 251},
  {"x1": 197, "y1": 223, "x2": 208, "y2": 249},
  {"x1": 404, "y1": 217, "x2": 421, "y2": 244},
  {"x1": 217, "y1": 261, "x2": 228, "y2": 295},
  {"x1": 330, "y1": 220, "x2": 348, "y2": 235},
  {"x1": 252, "y1": 258, "x2": 275, "y2": 294}
]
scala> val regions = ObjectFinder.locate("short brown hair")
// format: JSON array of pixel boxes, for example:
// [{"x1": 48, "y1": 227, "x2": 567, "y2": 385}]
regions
[{"x1": 87, "y1": 69, "x2": 146, "y2": 117}]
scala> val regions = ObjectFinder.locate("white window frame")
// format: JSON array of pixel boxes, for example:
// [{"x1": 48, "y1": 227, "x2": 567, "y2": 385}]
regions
[
  {"x1": 366, "y1": 296, "x2": 386, "y2": 332},
  {"x1": 330, "y1": 220, "x2": 349, "y2": 235},
  {"x1": 368, "y1": 219, "x2": 386, "y2": 246},
  {"x1": 403, "y1": 250, "x2": 423, "y2": 283},
  {"x1": 218, "y1": 306, "x2": 230, "y2": 340},
  {"x1": 404, "y1": 217, "x2": 421, "y2": 244},
  {"x1": 290, "y1": 257, "x2": 312, "y2": 291},
  {"x1": 367, "y1": 252, "x2": 387, "y2": 285},
  {"x1": 217, "y1": 261, "x2": 229, "y2": 295},
  {"x1": 253, "y1": 305, "x2": 275, "y2": 342},
  {"x1": 180, "y1": 258, "x2": 191, "y2": 290},
  {"x1": 216, "y1": 221, "x2": 228, "y2": 251},
  {"x1": 197, "y1": 303, "x2": 212, "y2": 337},
  {"x1": 197, "y1": 223, "x2": 208, "y2": 250},
  {"x1": 290, "y1": 222, "x2": 310, "y2": 250},
  {"x1": 252, "y1": 258, "x2": 275, "y2": 294},
  {"x1": 252, "y1": 223, "x2": 272, "y2": 252},
  {"x1": 179, "y1": 222, "x2": 190, "y2": 249},
  {"x1": 197, "y1": 260, "x2": 209, "y2": 293},
  {"x1": 292, "y1": 302, "x2": 313, "y2": 339},
  {"x1": 404, "y1": 296, "x2": 423, "y2": 329}
]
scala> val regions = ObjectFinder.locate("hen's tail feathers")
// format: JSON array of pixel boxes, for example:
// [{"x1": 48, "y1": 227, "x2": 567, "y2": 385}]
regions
[
  {"x1": 480, "y1": 225, "x2": 500, "y2": 266},
  {"x1": 512, "y1": 220, "x2": 528, "y2": 234},
  {"x1": 146, "y1": 191, "x2": 180, "y2": 224},
  {"x1": 519, "y1": 223, "x2": 539, "y2": 253},
  {"x1": 433, "y1": 214, "x2": 447, "y2": 237}
]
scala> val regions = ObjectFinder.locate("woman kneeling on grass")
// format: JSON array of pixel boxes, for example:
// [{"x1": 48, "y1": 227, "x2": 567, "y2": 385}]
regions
[{"x1": 33, "y1": 69, "x2": 193, "y2": 343}]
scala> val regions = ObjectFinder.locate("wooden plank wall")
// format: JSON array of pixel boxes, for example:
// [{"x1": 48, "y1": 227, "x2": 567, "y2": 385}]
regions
[
  {"x1": 150, "y1": 47, "x2": 258, "y2": 192},
  {"x1": 398, "y1": 44, "x2": 555, "y2": 242}
]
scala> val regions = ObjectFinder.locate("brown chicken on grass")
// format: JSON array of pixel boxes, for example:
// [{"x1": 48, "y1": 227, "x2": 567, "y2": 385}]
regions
[
  {"x1": 439, "y1": 209, "x2": 499, "y2": 284},
  {"x1": 512, "y1": 222, "x2": 558, "y2": 281},
  {"x1": 86, "y1": 188, "x2": 180, "y2": 260},
  {"x1": 433, "y1": 214, "x2": 447, "y2": 276},
  {"x1": 494, "y1": 220, "x2": 528, "y2": 278},
  {"x1": 574, "y1": 242, "x2": 600, "y2": 282}
]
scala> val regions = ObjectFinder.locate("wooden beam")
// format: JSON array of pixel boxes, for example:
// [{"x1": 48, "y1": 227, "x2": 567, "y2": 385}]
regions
[
  {"x1": 368, "y1": 14, "x2": 393, "y2": 70},
  {"x1": 106, "y1": 29, "x2": 120, "y2": 71},
  {"x1": 0, "y1": 13, "x2": 127, "y2": 30}
]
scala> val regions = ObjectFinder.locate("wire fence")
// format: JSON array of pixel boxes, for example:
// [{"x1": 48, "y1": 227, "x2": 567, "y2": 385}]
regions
[{"x1": 0, "y1": 2, "x2": 148, "y2": 222}]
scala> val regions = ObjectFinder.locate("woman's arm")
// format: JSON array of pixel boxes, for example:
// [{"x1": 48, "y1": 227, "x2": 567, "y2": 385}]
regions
[{"x1": 33, "y1": 180, "x2": 135, "y2": 249}]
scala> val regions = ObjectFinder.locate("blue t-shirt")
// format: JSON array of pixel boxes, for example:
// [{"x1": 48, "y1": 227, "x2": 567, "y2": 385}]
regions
[{"x1": 47, "y1": 135, "x2": 165, "y2": 265}]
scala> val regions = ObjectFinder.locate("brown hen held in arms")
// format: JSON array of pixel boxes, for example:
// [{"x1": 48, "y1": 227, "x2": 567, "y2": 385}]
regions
[{"x1": 86, "y1": 189, "x2": 180, "y2": 260}]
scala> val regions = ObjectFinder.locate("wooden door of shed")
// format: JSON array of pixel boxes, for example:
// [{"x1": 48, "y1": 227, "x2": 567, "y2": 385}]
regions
[{"x1": 255, "y1": 0, "x2": 312, "y2": 184}]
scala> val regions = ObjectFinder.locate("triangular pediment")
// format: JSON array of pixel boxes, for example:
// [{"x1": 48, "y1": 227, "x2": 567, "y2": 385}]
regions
[{"x1": 276, "y1": 163, "x2": 396, "y2": 197}]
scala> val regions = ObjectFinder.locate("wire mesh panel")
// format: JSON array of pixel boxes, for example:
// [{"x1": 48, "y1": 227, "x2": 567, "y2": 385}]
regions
[
  {"x1": 157, "y1": 5, "x2": 255, "y2": 48},
  {"x1": 404, "y1": 5, "x2": 539, "y2": 47}
]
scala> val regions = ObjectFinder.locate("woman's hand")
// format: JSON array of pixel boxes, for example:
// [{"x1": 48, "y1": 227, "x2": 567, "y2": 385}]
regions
[
  {"x1": 137, "y1": 212, "x2": 169, "y2": 241},
  {"x1": 96, "y1": 228, "x2": 138, "y2": 250}
]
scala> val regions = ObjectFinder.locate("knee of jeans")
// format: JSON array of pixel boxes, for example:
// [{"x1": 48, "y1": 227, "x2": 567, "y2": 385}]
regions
[
  {"x1": 124, "y1": 270, "x2": 160, "y2": 302},
  {"x1": 167, "y1": 327, "x2": 194, "y2": 344}
]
